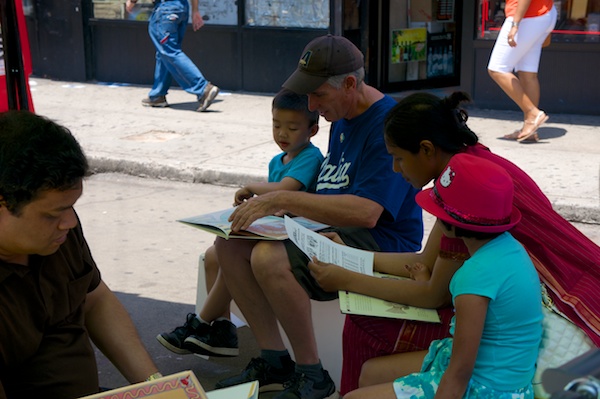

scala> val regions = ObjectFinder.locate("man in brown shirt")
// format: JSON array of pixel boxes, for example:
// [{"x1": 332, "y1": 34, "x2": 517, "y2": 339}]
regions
[{"x1": 0, "y1": 111, "x2": 160, "y2": 398}]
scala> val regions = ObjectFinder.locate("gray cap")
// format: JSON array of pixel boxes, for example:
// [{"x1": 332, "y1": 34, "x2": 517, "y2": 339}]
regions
[{"x1": 282, "y1": 35, "x2": 364, "y2": 94}]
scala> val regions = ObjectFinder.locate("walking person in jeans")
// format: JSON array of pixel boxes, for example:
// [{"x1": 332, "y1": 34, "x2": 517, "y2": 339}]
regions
[{"x1": 126, "y1": 0, "x2": 220, "y2": 112}]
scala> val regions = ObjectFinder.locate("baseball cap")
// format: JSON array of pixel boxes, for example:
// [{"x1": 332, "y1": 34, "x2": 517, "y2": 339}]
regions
[
  {"x1": 416, "y1": 154, "x2": 521, "y2": 233},
  {"x1": 282, "y1": 34, "x2": 364, "y2": 94}
]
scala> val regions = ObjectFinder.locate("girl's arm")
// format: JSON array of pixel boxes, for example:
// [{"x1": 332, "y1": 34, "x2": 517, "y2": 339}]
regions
[
  {"x1": 435, "y1": 294, "x2": 489, "y2": 399},
  {"x1": 308, "y1": 220, "x2": 461, "y2": 308},
  {"x1": 374, "y1": 219, "x2": 445, "y2": 276}
]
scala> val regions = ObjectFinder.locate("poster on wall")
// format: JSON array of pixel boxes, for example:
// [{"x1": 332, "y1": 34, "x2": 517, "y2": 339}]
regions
[
  {"x1": 391, "y1": 28, "x2": 427, "y2": 64},
  {"x1": 426, "y1": 32, "x2": 454, "y2": 78}
]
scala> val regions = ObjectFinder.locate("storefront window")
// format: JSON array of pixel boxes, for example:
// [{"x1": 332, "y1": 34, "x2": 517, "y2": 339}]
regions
[
  {"x1": 388, "y1": 0, "x2": 458, "y2": 83},
  {"x1": 245, "y1": 0, "x2": 329, "y2": 28},
  {"x1": 478, "y1": 1, "x2": 600, "y2": 43},
  {"x1": 92, "y1": 0, "x2": 238, "y2": 25}
]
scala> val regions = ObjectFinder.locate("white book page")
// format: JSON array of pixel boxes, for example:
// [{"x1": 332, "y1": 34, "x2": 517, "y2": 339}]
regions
[{"x1": 284, "y1": 215, "x2": 374, "y2": 276}]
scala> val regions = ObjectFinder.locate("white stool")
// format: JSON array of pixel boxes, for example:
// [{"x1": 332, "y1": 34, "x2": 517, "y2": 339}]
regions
[{"x1": 196, "y1": 253, "x2": 345, "y2": 387}]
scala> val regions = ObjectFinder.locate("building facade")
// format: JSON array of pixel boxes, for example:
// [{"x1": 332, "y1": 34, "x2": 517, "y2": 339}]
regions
[{"x1": 22, "y1": 0, "x2": 600, "y2": 114}]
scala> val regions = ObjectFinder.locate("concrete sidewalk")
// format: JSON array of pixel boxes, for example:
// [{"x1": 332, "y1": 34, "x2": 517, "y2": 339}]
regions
[{"x1": 29, "y1": 77, "x2": 600, "y2": 223}]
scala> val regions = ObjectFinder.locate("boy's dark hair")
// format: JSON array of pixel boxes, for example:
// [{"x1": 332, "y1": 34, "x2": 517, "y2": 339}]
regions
[
  {"x1": 272, "y1": 88, "x2": 319, "y2": 127},
  {"x1": 384, "y1": 91, "x2": 479, "y2": 154},
  {"x1": 0, "y1": 111, "x2": 89, "y2": 215},
  {"x1": 440, "y1": 220, "x2": 503, "y2": 240}
]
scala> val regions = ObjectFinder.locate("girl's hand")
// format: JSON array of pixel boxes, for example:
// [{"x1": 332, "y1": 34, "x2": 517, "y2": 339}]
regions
[
  {"x1": 320, "y1": 231, "x2": 346, "y2": 246},
  {"x1": 308, "y1": 257, "x2": 351, "y2": 292}
]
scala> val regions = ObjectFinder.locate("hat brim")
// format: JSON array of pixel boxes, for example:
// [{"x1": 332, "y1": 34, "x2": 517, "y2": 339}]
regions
[
  {"x1": 416, "y1": 189, "x2": 522, "y2": 233},
  {"x1": 282, "y1": 69, "x2": 329, "y2": 95}
]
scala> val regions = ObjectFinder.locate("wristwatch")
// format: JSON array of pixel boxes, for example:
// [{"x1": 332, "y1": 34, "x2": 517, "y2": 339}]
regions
[{"x1": 511, "y1": 21, "x2": 520, "y2": 28}]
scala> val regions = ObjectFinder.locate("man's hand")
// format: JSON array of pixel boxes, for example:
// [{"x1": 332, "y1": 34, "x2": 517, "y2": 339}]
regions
[
  {"x1": 308, "y1": 257, "x2": 351, "y2": 292},
  {"x1": 192, "y1": 10, "x2": 204, "y2": 31},
  {"x1": 228, "y1": 191, "x2": 283, "y2": 231}
]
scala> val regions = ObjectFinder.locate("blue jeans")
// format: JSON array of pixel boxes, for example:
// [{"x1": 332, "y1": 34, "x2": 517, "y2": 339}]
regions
[{"x1": 147, "y1": 0, "x2": 208, "y2": 100}]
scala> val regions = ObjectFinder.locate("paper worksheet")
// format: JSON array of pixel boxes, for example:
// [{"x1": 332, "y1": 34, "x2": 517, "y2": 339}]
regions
[{"x1": 284, "y1": 215, "x2": 373, "y2": 276}]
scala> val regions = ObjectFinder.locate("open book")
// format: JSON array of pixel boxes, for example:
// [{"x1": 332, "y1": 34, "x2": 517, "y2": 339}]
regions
[
  {"x1": 285, "y1": 216, "x2": 440, "y2": 323},
  {"x1": 178, "y1": 208, "x2": 329, "y2": 240},
  {"x1": 339, "y1": 272, "x2": 440, "y2": 323},
  {"x1": 79, "y1": 370, "x2": 208, "y2": 399},
  {"x1": 79, "y1": 371, "x2": 258, "y2": 399}
]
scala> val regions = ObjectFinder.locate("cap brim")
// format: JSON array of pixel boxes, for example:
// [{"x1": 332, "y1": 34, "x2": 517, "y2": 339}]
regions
[
  {"x1": 282, "y1": 69, "x2": 329, "y2": 95},
  {"x1": 416, "y1": 189, "x2": 521, "y2": 233}
]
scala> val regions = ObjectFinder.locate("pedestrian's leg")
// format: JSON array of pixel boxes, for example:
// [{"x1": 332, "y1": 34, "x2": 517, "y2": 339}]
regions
[
  {"x1": 150, "y1": 3, "x2": 208, "y2": 99},
  {"x1": 147, "y1": 8, "x2": 173, "y2": 99}
]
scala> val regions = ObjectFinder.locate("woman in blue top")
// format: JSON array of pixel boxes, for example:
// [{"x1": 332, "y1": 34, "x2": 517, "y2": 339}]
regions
[{"x1": 343, "y1": 154, "x2": 543, "y2": 399}]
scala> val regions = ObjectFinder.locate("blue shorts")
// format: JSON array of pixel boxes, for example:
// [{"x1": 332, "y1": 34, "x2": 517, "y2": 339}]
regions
[{"x1": 393, "y1": 338, "x2": 534, "y2": 399}]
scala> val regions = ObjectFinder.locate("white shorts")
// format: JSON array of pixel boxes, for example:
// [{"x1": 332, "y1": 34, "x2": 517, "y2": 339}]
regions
[{"x1": 487, "y1": 6, "x2": 557, "y2": 74}]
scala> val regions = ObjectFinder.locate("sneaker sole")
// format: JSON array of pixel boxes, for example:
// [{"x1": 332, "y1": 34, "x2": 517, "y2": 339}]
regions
[
  {"x1": 156, "y1": 334, "x2": 191, "y2": 355},
  {"x1": 142, "y1": 102, "x2": 169, "y2": 108},
  {"x1": 184, "y1": 337, "x2": 239, "y2": 357},
  {"x1": 197, "y1": 87, "x2": 219, "y2": 112}
]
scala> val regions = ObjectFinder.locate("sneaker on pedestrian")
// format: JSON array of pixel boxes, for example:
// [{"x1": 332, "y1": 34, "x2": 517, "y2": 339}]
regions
[
  {"x1": 155, "y1": 313, "x2": 210, "y2": 355},
  {"x1": 142, "y1": 95, "x2": 168, "y2": 108},
  {"x1": 215, "y1": 356, "x2": 296, "y2": 393},
  {"x1": 273, "y1": 370, "x2": 339, "y2": 399},
  {"x1": 183, "y1": 319, "x2": 239, "y2": 357},
  {"x1": 197, "y1": 83, "x2": 219, "y2": 112}
]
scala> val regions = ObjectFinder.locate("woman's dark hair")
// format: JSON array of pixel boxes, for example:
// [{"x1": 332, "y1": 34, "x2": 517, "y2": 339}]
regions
[
  {"x1": 384, "y1": 91, "x2": 479, "y2": 154},
  {"x1": 272, "y1": 88, "x2": 319, "y2": 127},
  {"x1": 0, "y1": 111, "x2": 89, "y2": 215}
]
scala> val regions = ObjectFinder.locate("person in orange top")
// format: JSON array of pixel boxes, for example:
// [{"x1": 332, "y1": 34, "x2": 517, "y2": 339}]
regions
[{"x1": 488, "y1": 0, "x2": 556, "y2": 142}]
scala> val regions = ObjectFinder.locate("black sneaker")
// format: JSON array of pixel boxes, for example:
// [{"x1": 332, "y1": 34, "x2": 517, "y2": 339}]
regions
[
  {"x1": 183, "y1": 319, "x2": 239, "y2": 357},
  {"x1": 142, "y1": 96, "x2": 168, "y2": 108},
  {"x1": 215, "y1": 356, "x2": 296, "y2": 393},
  {"x1": 197, "y1": 83, "x2": 219, "y2": 112},
  {"x1": 156, "y1": 313, "x2": 210, "y2": 354},
  {"x1": 273, "y1": 370, "x2": 339, "y2": 399}
]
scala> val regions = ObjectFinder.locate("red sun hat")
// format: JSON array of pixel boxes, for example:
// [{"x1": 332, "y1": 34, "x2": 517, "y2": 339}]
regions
[{"x1": 416, "y1": 153, "x2": 521, "y2": 233}]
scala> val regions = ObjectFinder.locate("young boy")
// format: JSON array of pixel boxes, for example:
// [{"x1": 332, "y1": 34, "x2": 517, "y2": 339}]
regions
[
  {"x1": 157, "y1": 88, "x2": 324, "y2": 357},
  {"x1": 344, "y1": 153, "x2": 543, "y2": 399}
]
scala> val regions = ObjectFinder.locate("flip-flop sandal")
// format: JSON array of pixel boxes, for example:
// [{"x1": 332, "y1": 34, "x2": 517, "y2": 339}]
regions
[
  {"x1": 518, "y1": 111, "x2": 548, "y2": 142},
  {"x1": 519, "y1": 132, "x2": 539, "y2": 144},
  {"x1": 501, "y1": 129, "x2": 521, "y2": 140}
]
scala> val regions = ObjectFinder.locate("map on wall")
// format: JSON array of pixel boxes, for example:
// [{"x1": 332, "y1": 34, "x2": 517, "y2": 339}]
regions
[{"x1": 198, "y1": 0, "x2": 237, "y2": 25}]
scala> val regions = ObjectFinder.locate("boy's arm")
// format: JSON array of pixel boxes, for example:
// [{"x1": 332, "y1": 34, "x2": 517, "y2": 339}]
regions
[
  {"x1": 234, "y1": 177, "x2": 303, "y2": 205},
  {"x1": 435, "y1": 294, "x2": 488, "y2": 399}
]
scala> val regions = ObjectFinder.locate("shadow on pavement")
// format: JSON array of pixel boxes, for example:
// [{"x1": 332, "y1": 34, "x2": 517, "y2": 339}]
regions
[{"x1": 94, "y1": 292, "x2": 260, "y2": 393}]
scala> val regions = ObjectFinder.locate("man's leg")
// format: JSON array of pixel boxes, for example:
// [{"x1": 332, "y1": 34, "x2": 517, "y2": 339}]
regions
[
  {"x1": 251, "y1": 241, "x2": 318, "y2": 364},
  {"x1": 251, "y1": 241, "x2": 338, "y2": 399}
]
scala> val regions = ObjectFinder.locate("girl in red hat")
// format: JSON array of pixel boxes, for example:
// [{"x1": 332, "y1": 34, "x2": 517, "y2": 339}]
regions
[{"x1": 342, "y1": 153, "x2": 542, "y2": 398}]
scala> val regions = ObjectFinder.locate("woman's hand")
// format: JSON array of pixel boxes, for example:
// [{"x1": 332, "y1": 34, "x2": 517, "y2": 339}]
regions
[
  {"x1": 508, "y1": 25, "x2": 518, "y2": 47},
  {"x1": 308, "y1": 257, "x2": 351, "y2": 292}
]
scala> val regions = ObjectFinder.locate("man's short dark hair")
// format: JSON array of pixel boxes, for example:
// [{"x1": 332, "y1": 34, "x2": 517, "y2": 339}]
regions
[{"x1": 0, "y1": 111, "x2": 89, "y2": 215}]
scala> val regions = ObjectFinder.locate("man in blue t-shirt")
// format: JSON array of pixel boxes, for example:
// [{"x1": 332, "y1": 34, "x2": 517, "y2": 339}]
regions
[{"x1": 214, "y1": 35, "x2": 423, "y2": 399}]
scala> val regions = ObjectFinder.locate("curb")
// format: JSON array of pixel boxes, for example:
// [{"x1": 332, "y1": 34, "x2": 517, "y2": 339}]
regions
[{"x1": 89, "y1": 157, "x2": 600, "y2": 225}]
